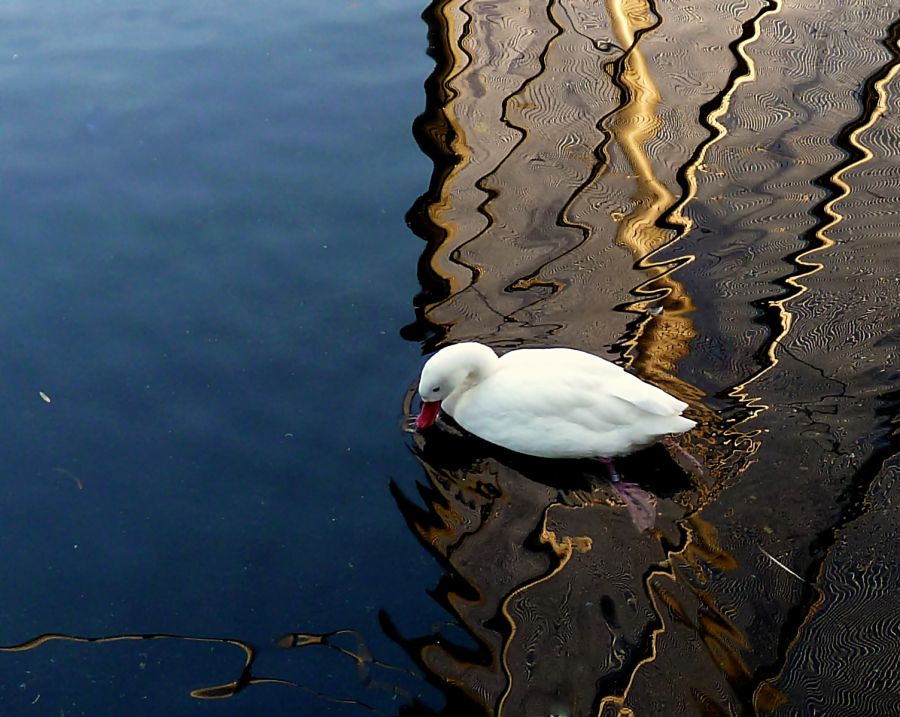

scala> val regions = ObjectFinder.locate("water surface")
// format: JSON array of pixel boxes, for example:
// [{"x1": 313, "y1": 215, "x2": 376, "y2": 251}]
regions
[
  {"x1": 1, "y1": 0, "x2": 898, "y2": 716},
  {"x1": 1, "y1": 1, "x2": 442, "y2": 714}
]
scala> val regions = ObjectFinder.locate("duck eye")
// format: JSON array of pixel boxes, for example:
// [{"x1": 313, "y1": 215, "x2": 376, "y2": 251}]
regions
[{"x1": 432, "y1": 387, "x2": 441, "y2": 393}]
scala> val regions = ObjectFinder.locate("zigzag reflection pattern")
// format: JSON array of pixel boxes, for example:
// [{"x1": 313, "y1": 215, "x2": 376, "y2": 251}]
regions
[{"x1": 402, "y1": 0, "x2": 900, "y2": 715}]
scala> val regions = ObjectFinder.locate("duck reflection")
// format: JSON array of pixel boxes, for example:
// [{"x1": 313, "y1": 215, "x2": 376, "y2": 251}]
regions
[{"x1": 390, "y1": 393, "x2": 769, "y2": 716}]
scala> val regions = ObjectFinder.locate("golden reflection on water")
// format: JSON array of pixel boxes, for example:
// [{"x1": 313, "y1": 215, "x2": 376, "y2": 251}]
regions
[
  {"x1": 0, "y1": 632, "x2": 275, "y2": 699},
  {"x1": 728, "y1": 23, "x2": 900, "y2": 418},
  {"x1": 5, "y1": 3, "x2": 896, "y2": 716},
  {"x1": 497, "y1": 501, "x2": 592, "y2": 717},
  {"x1": 404, "y1": 0, "x2": 900, "y2": 715},
  {"x1": 0, "y1": 627, "x2": 412, "y2": 708},
  {"x1": 592, "y1": 0, "x2": 698, "y2": 406}
]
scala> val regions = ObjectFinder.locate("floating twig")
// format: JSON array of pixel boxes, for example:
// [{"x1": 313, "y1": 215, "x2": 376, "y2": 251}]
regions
[
  {"x1": 51, "y1": 468, "x2": 84, "y2": 490},
  {"x1": 759, "y1": 546, "x2": 807, "y2": 583}
]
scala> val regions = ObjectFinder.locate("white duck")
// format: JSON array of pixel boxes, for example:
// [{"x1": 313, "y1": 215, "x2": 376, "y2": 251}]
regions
[{"x1": 415, "y1": 342, "x2": 696, "y2": 460}]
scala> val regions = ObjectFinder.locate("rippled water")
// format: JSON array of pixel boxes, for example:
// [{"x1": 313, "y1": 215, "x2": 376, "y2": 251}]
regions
[{"x1": 2, "y1": 0, "x2": 898, "y2": 716}]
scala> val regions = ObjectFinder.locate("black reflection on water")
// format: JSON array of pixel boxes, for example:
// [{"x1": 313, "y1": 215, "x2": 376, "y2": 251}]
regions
[
  {"x1": 408, "y1": 415, "x2": 691, "y2": 500},
  {"x1": 383, "y1": 409, "x2": 695, "y2": 716},
  {"x1": 747, "y1": 17, "x2": 900, "y2": 697},
  {"x1": 401, "y1": 0, "x2": 465, "y2": 351},
  {"x1": 399, "y1": 1, "x2": 900, "y2": 715},
  {"x1": 613, "y1": 0, "x2": 783, "y2": 324}
]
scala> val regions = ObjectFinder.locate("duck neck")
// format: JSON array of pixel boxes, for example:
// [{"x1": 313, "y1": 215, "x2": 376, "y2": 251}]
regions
[
  {"x1": 462, "y1": 343, "x2": 499, "y2": 387},
  {"x1": 444, "y1": 343, "x2": 498, "y2": 412}
]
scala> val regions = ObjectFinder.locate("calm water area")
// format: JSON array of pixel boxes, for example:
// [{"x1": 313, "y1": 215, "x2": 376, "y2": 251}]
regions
[{"x1": 1, "y1": 1, "x2": 897, "y2": 716}]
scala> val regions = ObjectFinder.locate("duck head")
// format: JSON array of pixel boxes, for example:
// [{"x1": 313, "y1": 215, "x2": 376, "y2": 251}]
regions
[{"x1": 416, "y1": 342, "x2": 498, "y2": 429}]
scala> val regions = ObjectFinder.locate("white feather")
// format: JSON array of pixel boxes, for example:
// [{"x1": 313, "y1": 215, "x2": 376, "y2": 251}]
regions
[{"x1": 418, "y1": 342, "x2": 696, "y2": 459}]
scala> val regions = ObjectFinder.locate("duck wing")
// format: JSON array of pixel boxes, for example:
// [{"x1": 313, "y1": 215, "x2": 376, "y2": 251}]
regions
[
  {"x1": 498, "y1": 347, "x2": 624, "y2": 376},
  {"x1": 447, "y1": 364, "x2": 692, "y2": 458},
  {"x1": 602, "y1": 369, "x2": 689, "y2": 417},
  {"x1": 498, "y1": 347, "x2": 687, "y2": 417}
]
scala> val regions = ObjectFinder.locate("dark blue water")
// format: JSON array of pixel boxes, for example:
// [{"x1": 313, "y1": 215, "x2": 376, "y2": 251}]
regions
[{"x1": 0, "y1": 1, "x2": 442, "y2": 713}]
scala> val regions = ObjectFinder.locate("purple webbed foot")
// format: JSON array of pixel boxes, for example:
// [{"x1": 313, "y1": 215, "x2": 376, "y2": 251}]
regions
[
  {"x1": 594, "y1": 456, "x2": 657, "y2": 532},
  {"x1": 661, "y1": 435, "x2": 707, "y2": 479},
  {"x1": 612, "y1": 481, "x2": 658, "y2": 532}
]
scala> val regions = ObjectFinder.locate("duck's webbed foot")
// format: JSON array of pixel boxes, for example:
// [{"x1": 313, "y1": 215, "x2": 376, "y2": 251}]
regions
[
  {"x1": 661, "y1": 435, "x2": 707, "y2": 480},
  {"x1": 612, "y1": 481, "x2": 657, "y2": 533},
  {"x1": 594, "y1": 456, "x2": 657, "y2": 532}
]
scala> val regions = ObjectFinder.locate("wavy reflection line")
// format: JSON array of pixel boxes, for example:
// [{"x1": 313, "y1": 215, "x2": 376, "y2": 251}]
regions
[
  {"x1": 599, "y1": 0, "x2": 780, "y2": 416},
  {"x1": 657, "y1": 0, "x2": 784, "y2": 241},
  {"x1": 404, "y1": 0, "x2": 487, "y2": 347},
  {"x1": 422, "y1": 0, "x2": 567, "y2": 321},
  {"x1": 440, "y1": 0, "x2": 476, "y2": 102},
  {"x1": 468, "y1": 0, "x2": 567, "y2": 299},
  {"x1": 449, "y1": 3, "x2": 566, "y2": 307},
  {"x1": 749, "y1": 17, "x2": 900, "y2": 709},
  {"x1": 509, "y1": 0, "x2": 706, "y2": 405},
  {"x1": 423, "y1": 0, "x2": 665, "y2": 326},
  {"x1": 497, "y1": 501, "x2": 591, "y2": 717},
  {"x1": 505, "y1": 0, "x2": 706, "y2": 407},
  {"x1": 727, "y1": 11, "x2": 900, "y2": 415},
  {"x1": 0, "y1": 632, "x2": 281, "y2": 700},
  {"x1": 511, "y1": 0, "x2": 662, "y2": 296},
  {"x1": 0, "y1": 630, "x2": 382, "y2": 709},
  {"x1": 600, "y1": 0, "x2": 705, "y2": 407},
  {"x1": 419, "y1": 0, "x2": 480, "y2": 297},
  {"x1": 617, "y1": 0, "x2": 784, "y2": 375},
  {"x1": 593, "y1": 515, "x2": 769, "y2": 716}
]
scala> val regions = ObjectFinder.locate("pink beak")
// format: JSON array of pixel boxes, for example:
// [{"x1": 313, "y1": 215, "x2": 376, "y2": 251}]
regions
[{"x1": 416, "y1": 400, "x2": 442, "y2": 430}]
